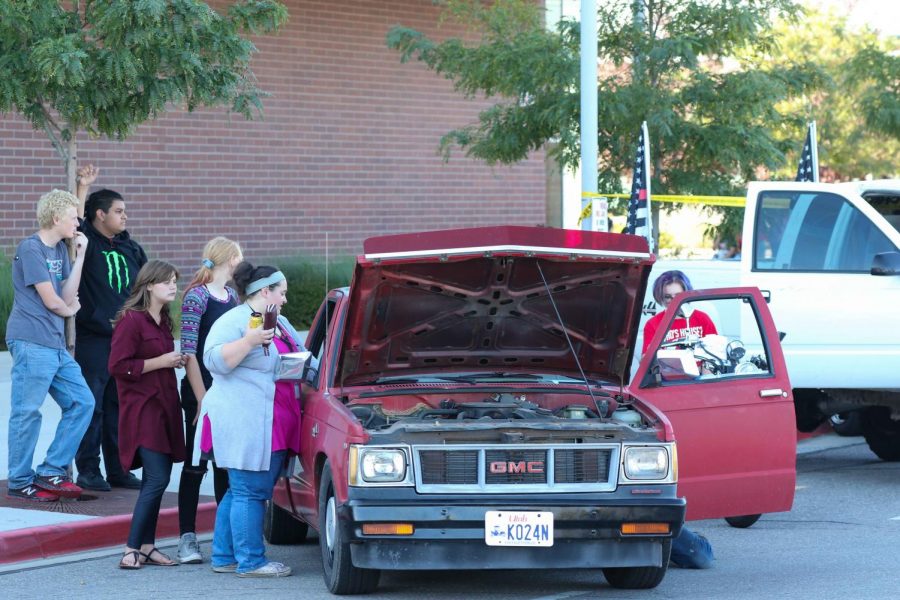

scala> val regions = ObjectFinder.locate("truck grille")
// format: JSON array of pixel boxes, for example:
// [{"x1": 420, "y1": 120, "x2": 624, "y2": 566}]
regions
[
  {"x1": 412, "y1": 444, "x2": 619, "y2": 494},
  {"x1": 420, "y1": 450, "x2": 478, "y2": 485}
]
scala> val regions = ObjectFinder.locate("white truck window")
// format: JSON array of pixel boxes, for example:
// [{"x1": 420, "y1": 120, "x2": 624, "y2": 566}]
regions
[{"x1": 755, "y1": 191, "x2": 897, "y2": 272}]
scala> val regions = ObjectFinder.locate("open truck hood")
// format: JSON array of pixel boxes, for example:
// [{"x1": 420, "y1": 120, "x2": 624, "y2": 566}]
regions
[{"x1": 337, "y1": 226, "x2": 654, "y2": 386}]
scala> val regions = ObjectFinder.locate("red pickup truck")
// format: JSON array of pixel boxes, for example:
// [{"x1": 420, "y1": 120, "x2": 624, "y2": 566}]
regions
[{"x1": 265, "y1": 226, "x2": 796, "y2": 594}]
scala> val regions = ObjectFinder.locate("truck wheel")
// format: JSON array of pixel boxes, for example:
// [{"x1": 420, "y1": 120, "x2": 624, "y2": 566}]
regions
[
  {"x1": 318, "y1": 464, "x2": 380, "y2": 594},
  {"x1": 602, "y1": 541, "x2": 670, "y2": 589},
  {"x1": 264, "y1": 500, "x2": 308, "y2": 544},
  {"x1": 724, "y1": 514, "x2": 761, "y2": 528},
  {"x1": 862, "y1": 407, "x2": 900, "y2": 462}
]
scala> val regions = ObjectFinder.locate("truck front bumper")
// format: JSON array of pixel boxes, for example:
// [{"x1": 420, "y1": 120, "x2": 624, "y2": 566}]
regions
[{"x1": 341, "y1": 496, "x2": 686, "y2": 570}]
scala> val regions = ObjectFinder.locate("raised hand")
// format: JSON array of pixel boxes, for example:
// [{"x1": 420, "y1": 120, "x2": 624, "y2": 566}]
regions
[{"x1": 76, "y1": 164, "x2": 99, "y2": 188}]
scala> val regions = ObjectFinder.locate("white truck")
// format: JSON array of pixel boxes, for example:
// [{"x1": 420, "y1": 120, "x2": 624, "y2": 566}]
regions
[{"x1": 638, "y1": 180, "x2": 900, "y2": 460}]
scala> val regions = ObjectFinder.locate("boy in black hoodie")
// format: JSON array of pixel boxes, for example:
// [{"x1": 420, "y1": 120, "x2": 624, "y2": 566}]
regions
[{"x1": 73, "y1": 165, "x2": 147, "y2": 491}]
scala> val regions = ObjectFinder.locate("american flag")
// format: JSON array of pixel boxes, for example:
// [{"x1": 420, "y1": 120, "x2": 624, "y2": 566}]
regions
[
  {"x1": 625, "y1": 121, "x2": 653, "y2": 251},
  {"x1": 795, "y1": 121, "x2": 819, "y2": 182}
]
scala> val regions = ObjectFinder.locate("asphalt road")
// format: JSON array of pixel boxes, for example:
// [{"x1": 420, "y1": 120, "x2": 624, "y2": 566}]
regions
[{"x1": 3, "y1": 438, "x2": 898, "y2": 599}]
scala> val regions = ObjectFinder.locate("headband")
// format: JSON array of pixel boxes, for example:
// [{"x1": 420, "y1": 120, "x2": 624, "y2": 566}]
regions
[{"x1": 245, "y1": 271, "x2": 285, "y2": 295}]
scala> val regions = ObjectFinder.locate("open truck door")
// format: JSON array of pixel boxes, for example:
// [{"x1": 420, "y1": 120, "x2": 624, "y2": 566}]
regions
[{"x1": 630, "y1": 287, "x2": 795, "y2": 523}]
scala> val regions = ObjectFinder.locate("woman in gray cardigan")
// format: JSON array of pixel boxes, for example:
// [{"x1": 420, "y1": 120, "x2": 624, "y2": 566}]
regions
[{"x1": 199, "y1": 262, "x2": 302, "y2": 578}]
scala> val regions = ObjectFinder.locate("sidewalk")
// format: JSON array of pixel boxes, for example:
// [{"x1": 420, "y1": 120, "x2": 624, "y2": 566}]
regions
[{"x1": 0, "y1": 350, "x2": 216, "y2": 564}]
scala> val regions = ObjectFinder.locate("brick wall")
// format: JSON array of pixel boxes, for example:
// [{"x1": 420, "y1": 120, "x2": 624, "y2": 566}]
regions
[{"x1": 0, "y1": 0, "x2": 546, "y2": 275}]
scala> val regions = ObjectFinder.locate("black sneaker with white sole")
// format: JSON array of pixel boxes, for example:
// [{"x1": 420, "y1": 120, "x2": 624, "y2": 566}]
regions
[
  {"x1": 8, "y1": 484, "x2": 60, "y2": 502},
  {"x1": 33, "y1": 474, "x2": 83, "y2": 498}
]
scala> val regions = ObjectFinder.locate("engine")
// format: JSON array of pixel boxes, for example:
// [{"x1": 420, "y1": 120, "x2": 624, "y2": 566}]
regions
[{"x1": 349, "y1": 393, "x2": 620, "y2": 431}]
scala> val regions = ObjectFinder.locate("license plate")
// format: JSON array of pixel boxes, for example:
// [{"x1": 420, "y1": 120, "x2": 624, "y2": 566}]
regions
[{"x1": 484, "y1": 511, "x2": 554, "y2": 547}]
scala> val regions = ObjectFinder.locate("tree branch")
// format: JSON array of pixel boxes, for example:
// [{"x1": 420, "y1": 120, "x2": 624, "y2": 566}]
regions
[{"x1": 39, "y1": 104, "x2": 68, "y2": 163}]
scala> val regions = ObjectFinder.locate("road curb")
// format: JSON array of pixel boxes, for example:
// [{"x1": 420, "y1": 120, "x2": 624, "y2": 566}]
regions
[{"x1": 0, "y1": 501, "x2": 216, "y2": 565}]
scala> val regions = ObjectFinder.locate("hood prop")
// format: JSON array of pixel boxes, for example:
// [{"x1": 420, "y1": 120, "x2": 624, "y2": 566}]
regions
[{"x1": 535, "y1": 261, "x2": 599, "y2": 408}]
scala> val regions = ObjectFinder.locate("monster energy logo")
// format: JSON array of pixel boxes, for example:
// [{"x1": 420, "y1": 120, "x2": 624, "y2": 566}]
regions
[{"x1": 103, "y1": 250, "x2": 131, "y2": 293}]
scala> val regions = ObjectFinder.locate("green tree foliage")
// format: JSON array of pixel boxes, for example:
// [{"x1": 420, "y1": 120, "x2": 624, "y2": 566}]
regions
[
  {"x1": 388, "y1": 0, "x2": 822, "y2": 200},
  {"x1": 766, "y1": 8, "x2": 899, "y2": 180},
  {"x1": 0, "y1": 0, "x2": 288, "y2": 180}
]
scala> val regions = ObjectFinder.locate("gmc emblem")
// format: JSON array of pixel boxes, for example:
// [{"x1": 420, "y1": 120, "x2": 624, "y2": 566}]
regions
[{"x1": 489, "y1": 461, "x2": 544, "y2": 474}]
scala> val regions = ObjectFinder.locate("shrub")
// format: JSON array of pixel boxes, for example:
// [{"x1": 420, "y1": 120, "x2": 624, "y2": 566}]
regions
[
  {"x1": 268, "y1": 255, "x2": 355, "y2": 329},
  {"x1": 0, "y1": 253, "x2": 355, "y2": 348},
  {"x1": 0, "y1": 254, "x2": 12, "y2": 348}
]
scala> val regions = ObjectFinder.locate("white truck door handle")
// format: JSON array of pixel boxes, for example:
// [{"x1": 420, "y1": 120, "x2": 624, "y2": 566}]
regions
[{"x1": 759, "y1": 388, "x2": 787, "y2": 398}]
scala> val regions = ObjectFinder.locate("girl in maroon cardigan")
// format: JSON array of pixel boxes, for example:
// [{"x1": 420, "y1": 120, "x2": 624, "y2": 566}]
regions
[{"x1": 109, "y1": 260, "x2": 187, "y2": 569}]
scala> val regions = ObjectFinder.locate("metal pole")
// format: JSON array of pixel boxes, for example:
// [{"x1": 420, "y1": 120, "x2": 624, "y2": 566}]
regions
[
  {"x1": 810, "y1": 120, "x2": 819, "y2": 183},
  {"x1": 580, "y1": 0, "x2": 598, "y2": 231}
]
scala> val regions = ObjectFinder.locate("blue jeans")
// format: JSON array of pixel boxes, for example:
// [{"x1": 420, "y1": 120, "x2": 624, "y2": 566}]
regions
[
  {"x1": 6, "y1": 340, "x2": 95, "y2": 490},
  {"x1": 671, "y1": 526, "x2": 715, "y2": 569},
  {"x1": 212, "y1": 451, "x2": 286, "y2": 573}
]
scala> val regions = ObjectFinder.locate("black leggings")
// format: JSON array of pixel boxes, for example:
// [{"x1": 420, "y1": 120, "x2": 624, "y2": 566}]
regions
[
  {"x1": 127, "y1": 447, "x2": 172, "y2": 549},
  {"x1": 178, "y1": 401, "x2": 229, "y2": 535}
]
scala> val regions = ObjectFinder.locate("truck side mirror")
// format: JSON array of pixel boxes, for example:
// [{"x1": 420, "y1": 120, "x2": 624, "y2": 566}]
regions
[{"x1": 871, "y1": 251, "x2": 900, "y2": 276}]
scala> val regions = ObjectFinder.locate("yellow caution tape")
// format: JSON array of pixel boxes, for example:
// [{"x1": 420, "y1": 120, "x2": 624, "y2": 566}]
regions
[
  {"x1": 577, "y1": 203, "x2": 593, "y2": 226},
  {"x1": 581, "y1": 192, "x2": 746, "y2": 208}
]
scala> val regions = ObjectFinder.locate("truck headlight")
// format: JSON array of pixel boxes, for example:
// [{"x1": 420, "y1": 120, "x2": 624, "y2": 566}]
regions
[
  {"x1": 359, "y1": 448, "x2": 407, "y2": 483},
  {"x1": 623, "y1": 446, "x2": 669, "y2": 480}
]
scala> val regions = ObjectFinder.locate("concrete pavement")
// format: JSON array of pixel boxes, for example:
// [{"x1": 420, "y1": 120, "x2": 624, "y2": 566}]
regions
[{"x1": 0, "y1": 349, "x2": 216, "y2": 564}]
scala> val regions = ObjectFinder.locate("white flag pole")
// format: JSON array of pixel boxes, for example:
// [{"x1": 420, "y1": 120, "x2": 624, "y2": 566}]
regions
[
  {"x1": 580, "y1": 0, "x2": 598, "y2": 231},
  {"x1": 642, "y1": 121, "x2": 654, "y2": 253},
  {"x1": 810, "y1": 120, "x2": 819, "y2": 183}
]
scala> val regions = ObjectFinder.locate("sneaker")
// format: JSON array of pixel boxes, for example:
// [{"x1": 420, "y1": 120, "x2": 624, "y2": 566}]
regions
[
  {"x1": 76, "y1": 472, "x2": 112, "y2": 492},
  {"x1": 212, "y1": 563, "x2": 238, "y2": 573},
  {"x1": 177, "y1": 533, "x2": 203, "y2": 564},
  {"x1": 34, "y1": 474, "x2": 82, "y2": 499},
  {"x1": 235, "y1": 561, "x2": 292, "y2": 578},
  {"x1": 107, "y1": 473, "x2": 142, "y2": 489},
  {"x1": 8, "y1": 484, "x2": 60, "y2": 502}
]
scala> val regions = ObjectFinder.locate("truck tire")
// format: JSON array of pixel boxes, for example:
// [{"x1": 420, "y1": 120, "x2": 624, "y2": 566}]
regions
[
  {"x1": 862, "y1": 407, "x2": 900, "y2": 462},
  {"x1": 724, "y1": 514, "x2": 761, "y2": 528},
  {"x1": 602, "y1": 541, "x2": 670, "y2": 589},
  {"x1": 264, "y1": 500, "x2": 308, "y2": 545},
  {"x1": 318, "y1": 464, "x2": 380, "y2": 594}
]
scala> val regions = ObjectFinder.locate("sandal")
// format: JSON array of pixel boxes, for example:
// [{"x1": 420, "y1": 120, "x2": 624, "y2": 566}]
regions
[
  {"x1": 140, "y1": 547, "x2": 178, "y2": 566},
  {"x1": 119, "y1": 550, "x2": 142, "y2": 570}
]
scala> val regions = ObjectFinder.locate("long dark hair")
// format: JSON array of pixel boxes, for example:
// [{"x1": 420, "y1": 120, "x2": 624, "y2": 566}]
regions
[{"x1": 112, "y1": 260, "x2": 180, "y2": 332}]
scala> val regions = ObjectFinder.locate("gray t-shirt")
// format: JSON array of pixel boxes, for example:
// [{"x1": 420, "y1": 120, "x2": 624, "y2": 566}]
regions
[{"x1": 5, "y1": 234, "x2": 72, "y2": 349}]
